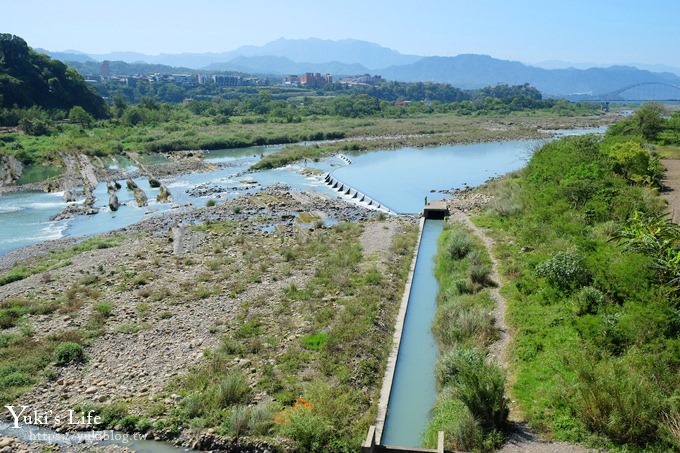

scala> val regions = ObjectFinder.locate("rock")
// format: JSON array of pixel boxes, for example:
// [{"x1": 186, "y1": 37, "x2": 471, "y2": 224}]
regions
[
  {"x1": 85, "y1": 386, "x2": 98, "y2": 394},
  {"x1": 109, "y1": 192, "x2": 120, "y2": 211},
  {"x1": 148, "y1": 178, "x2": 161, "y2": 188},
  {"x1": 0, "y1": 438, "x2": 15, "y2": 448},
  {"x1": 126, "y1": 178, "x2": 139, "y2": 190},
  {"x1": 157, "y1": 185, "x2": 172, "y2": 203},
  {"x1": 133, "y1": 187, "x2": 148, "y2": 207}
]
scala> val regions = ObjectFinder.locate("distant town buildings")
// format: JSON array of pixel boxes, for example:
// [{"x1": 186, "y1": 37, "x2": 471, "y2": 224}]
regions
[
  {"x1": 337, "y1": 74, "x2": 383, "y2": 86},
  {"x1": 100, "y1": 60, "x2": 110, "y2": 80},
  {"x1": 284, "y1": 73, "x2": 332, "y2": 87},
  {"x1": 283, "y1": 73, "x2": 383, "y2": 87}
]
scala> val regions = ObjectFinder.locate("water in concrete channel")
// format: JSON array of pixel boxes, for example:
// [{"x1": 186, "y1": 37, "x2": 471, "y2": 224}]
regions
[{"x1": 381, "y1": 219, "x2": 444, "y2": 448}]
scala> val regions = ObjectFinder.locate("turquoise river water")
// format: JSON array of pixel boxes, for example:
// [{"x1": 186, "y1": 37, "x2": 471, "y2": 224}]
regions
[{"x1": 0, "y1": 139, "x2": 540, "y2": 255}]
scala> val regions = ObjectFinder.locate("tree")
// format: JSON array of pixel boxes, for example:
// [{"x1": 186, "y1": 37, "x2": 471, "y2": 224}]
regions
[
  {"x1": 633, "y1": 102, "x2": 665, "y2": 141},
  {"x1": 69, "y1": 105, "x2": 93, "y2": 127}
]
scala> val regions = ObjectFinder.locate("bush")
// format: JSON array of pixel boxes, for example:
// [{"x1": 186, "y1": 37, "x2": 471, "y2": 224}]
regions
[
  {"x1": 280, "y1": 408, "x2": 335, "y2": 453},
  {"x1": 573, "y1": 286, "x2": 605, "y2": 315},
  {"x1": 568, "y1": 354, "x2": 665, "y2": 445},
  {"x1": 227, "y1": 405, "x2": 251, "y2": 438},
  {"x1": 535, "y1": 251, "x2": 590, "y2": 292},
  {"x1": 437, "y1": 347, "x2": 486, "y2": 387},
  {"x1": 206, "y1": 199, "x2": 216, "y2": 207},
  {"x1": 469, "y1": 264, "x2": 492, "y2": 287},
  {"x1": 439, "y1": 347, "x2": 508, "y2": 431},
  {"x1": 248, "y1": 403, "x2": 276, "y2": 436},
  {"x1": 213, "y1": 372, "x2": 251, "y2": 408},
  {"x1": 53, "y1": 342, "x2": 85, "y2": 366},
  {"x1": 434, "y1": 306, "x2": 497, "y2": 349},
  {"x1": 426, "y1": 394, "x2": 483, "y2": 452},
  {"x1": 93, "y1": 302, "x2": 113, "y2": 318},
  {"x1": 446, "y1": 230, "x2": 473, "y2": 259}
]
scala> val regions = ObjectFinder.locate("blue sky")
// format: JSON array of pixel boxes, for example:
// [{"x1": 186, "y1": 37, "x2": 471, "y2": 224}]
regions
[{"x1": 2, "y1": 0, "x2": 678, "y2": 66}]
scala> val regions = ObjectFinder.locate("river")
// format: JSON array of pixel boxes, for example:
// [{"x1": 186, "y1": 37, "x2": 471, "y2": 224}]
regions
[{"x1": 0, "y1": 139, "x2": 544, "y2": 256}]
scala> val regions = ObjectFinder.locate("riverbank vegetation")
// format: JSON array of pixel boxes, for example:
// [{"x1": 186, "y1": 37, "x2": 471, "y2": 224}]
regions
[
  {"x1": 0, "y1": 34, "x2": 606, "y2": 173},
  {"x1": 473, "y1": 121, "x2": 679, "y2": 450},
  {"x1": 425, "y1": 224, "x2": 509, "y2": 451}
]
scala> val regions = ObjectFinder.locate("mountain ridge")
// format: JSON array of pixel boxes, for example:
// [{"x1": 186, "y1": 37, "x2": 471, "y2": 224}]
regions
[{"x1": 38, "y1": 38, "x2": 680, "y2": 98}]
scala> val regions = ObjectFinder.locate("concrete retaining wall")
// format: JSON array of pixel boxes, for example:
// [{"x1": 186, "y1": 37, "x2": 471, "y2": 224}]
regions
[
  {"x1": 374, "y1": 217, "x2": 425, "y2": 443},
  {"x1": 362, "y1": 425, "x2": 444, "y2": 453}
]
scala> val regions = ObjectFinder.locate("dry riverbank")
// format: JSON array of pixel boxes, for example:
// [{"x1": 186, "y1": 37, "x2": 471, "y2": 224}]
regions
[{"x1": 1, "y1": 185, "x2": 419, "y2": 451}]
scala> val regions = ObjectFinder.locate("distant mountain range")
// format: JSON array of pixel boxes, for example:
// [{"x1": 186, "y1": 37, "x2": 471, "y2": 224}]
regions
[{"x1": 39, "y1": 38, "x2": 680, "y2": 98}]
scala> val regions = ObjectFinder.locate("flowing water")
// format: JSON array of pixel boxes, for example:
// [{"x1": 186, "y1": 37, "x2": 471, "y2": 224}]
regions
[
  {"x1": 381, "y1": 219, "x2": 443, "y2": 447},
  {"x1": 0, "y1": 139, "x2": 540, "y2": 255}
]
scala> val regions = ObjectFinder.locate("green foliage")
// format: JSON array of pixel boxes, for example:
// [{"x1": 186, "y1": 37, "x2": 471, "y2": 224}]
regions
[
  {"x1": 428, "y1": 223, "x2": 507, "y2": 448},
  {"x1": 445, "y1": 229, "x2": 473, "y2": 259},
  {"x1": 475, "y1": 131, "x2": 680, "y2": 450},
  {"x1": 68, "y1": 106, "x2": 94, "y2": 127},
  {"x1": 0, "y1": 34, "x2": 107, "y2": 120},
  {"x1": 52, "y1": 341, "x2": 85, "y2": 365},
  {"x1": 302, "y1": 332, "x2": 329, "y2": 351},
  {"x1": 0, "y1": 234, "x2": 124, "y2": 286},
  {"x1": 572, "y1": 286, "x2": 605, "y2": 315},
  {"x1": 213, "y1": 372, "x2": 251, "y2": 408},
  {"x1": 535, "y1": 251, "x2": 590, "y2": 292},
  {"x1": 566, "y1": 351, "x2": 668, "y2": 446},
  {"x1": 279, "y1": 407, "x2": 335, "y2": 452}
]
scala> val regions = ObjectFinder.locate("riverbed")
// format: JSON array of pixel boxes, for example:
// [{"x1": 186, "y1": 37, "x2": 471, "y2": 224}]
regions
[{"x1": 0, "y1": 138, "x2": 546, "y2": 257}]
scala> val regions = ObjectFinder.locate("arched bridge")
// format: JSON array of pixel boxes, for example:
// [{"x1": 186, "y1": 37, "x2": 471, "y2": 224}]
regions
[{"x1": 598, "y1": 82, "x2": 680, "y2": 101}]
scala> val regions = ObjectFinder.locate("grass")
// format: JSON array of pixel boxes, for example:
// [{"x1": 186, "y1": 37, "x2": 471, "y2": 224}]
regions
[
  {"x1": 655, "y1": 144, "x2": 680, "y2": 159},
  {"x1": 0, "y1": 330, "x2": 84, "y2": 405},
  {"x1": 473, "y1": 134, "x2": 680, "y2": 451},
  {"x1": 139, "y1": 220, "x2": 420, "y2": 451},
  {"x1": 0, "y1": 234, "x2": 125, "y2": 286},
  {"x1": 425, "y1": 223, "x2": 508, "y2": 451}
]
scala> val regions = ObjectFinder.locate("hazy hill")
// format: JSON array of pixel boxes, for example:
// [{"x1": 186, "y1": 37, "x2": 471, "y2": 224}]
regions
[
  {"x1": 0, "y1": 34, "x2": 107, "y2": 117},
  {"x1": 228, "y1": 38, "x2": 421, "y2": 69},
  {"x1": 38, "y1": 37, "x2": 680, "y2": 98},
  {"x1": 380, "y1": 54, "x2": 680, "y2": 96},
  {"x1": 65, "y1": 60, "x2": 197, "y2": 77},
  {"x1": 63, "y1": 38, "x2": 419, "y2": 71},
  {"x1": 205, "y1": 56, "x2": 369, "y2": 76}
]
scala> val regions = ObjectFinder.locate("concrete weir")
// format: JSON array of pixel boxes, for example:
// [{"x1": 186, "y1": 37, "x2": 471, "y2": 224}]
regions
[
  {"x1": 323, "y1": 173, "x2": 395, "y2": 214},
  {"x1": 364, "y1": 214, "x2": 446, "y2": 452}
]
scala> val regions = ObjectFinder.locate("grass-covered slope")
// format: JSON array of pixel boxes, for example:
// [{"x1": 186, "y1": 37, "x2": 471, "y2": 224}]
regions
[{"x1": 476, "y1": 134, "x2": 679, "y2": 451}]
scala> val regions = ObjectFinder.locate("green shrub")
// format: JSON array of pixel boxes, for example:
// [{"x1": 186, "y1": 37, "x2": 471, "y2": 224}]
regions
[
  {"x1": 206, "y1": 199, "x2": 216, "y2": 207},
  {"x1": 535, "y1": 251, "x2": 590, "y2": 292},
  {"x1": 280, "y1": 408, "x2": 335, "y2": 453},
  {"x1": 469, "y1": 264, "x2": 492, "y2": 287},
  {"x1": 93, "y1": 302, "x2": 113, "y2": 318},
  {"x1": 433, "y1": 306, "x2": 497, "y2": 349},
  {"x1": 567, "y1": 353, "x2": 665, "y2": 445},
  {"x1": 248, "y1": 403, "x2": 276, "y2": 436},
  {"x1": 227, "y1": 405, "x2": 251, "y2": 438},
  {"x1": 302, "y1": 332, "x2": 329, "y2": 351},
  {"x1": 440, "y1": 347, "x2": 508, "y2": 431},
  {"x1": 437, "y1": 347, "x2": 486, "y2": 387},
  {"x1": 573, "y1": 286, "x2": 605, "y2": 315},
  {"x1": 53, "y1": 342, "x2": 85, "y2": 366},
  {"x1": 213, "y1": 372, "x2": 251, "y2": 408},
  {"x1": 446, "y1": 230, "x2": 473, "y2": 259},
  {"x1": 426, "y1": 394, "x2": 483, "y2": 452}
]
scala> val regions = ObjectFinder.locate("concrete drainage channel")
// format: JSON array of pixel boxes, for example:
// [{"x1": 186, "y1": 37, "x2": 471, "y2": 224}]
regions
[{"x1": 363, "y1": 203, "x2": 449, "y2": 453}]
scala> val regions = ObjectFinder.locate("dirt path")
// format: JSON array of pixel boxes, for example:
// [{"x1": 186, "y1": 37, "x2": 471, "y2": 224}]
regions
[
  {"x1": 449, "y1": 209, "x2": 509, "y2": 367},
  {"x1": 661, "y1": 159, "x2": 680, "y2": 224},
  {"x1": 449, "y1": 208, "x2": 596, "y2": 453}
]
